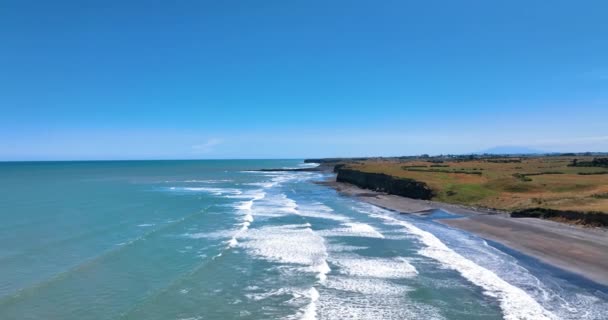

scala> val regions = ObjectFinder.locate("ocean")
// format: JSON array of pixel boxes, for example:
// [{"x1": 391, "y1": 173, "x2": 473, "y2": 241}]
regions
[{"x1": 0, "y1": 160, "x2": 606, "y2": 320}]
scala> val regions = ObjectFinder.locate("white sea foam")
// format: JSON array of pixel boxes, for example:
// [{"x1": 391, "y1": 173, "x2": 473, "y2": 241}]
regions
[
  {"x1": 249, "y1": 194, "x2": 299, "y2": 217},
  {"x1": 233, "y1": 191, "x2": 265, "y2": 211},
  {"x1": 280, "y1": 162, "x2": 320, "y2": 170},
  {"x1": 169, "y1": 186, "x2": 243, "y2": 196},
  {"x1": 325, "y1": 244, "x2": 369, "y2": 252},
  {"x1": 276, "y1": 286, "x2": 325, "y2": 320},
  {"x1": 308, "y1": 260, "x2": 331, "y2": 283},
  {"x1": 317, "y1": 296, "x2": 445, "y2": 320},
  {"x1": 225, "y1": 190, "x2": 266, "y2": 248},
  {"x1": 242, "y1": 224, "x2": 330, "y2": 281},
  {"x1": 325, "y1": 276, "x2": 412, "y2": 295},
  {"x1": 407, "y1": 219, "x2": 608, "y2": 319},
  {"x1": 137, "y1": 223, "x2": 155, "y2": 227},
  {"x1": 240, "y1": 192, "x2": 335, "y2": 320},
  {"x1": 261, "y1": 171, "x2": 317, "y2": 186},
  {"x1": 245, "y1": 287, "x2": 295, "y2": 301},
  {"x1": 182, "y1": 190, "x2": 265, "y2": 246},
  {"x1": 299, "y1": 287, "x2": 320, "y2": 320},
  {"x1": 225, "y1": 192, "x2": 264, "y2": 200},
  {"x1": 269, "y1": 174, "x2": 295, "y2": 187},
  {"x1": 311, "y1": 236, "x2": 441, "y2": 320},
  {"x1": 243, "y1": 221, "x2": 329, "y2": 320},
  {"x1": 226, "y1": 238, "x2": 239, "y2": 247},
  {"x1": 318, "y1": 222, "x2": 384, "y2": 239},
  {"x1": 331, "y1": 255, "x2": 417, "y2": 279},
  {"x1": 295, "y1": 203, "x2": 349, "y2": 222},
  {"x1": 365, "y1": 206, "x2": 556, "y2": 320},
  {"x1": 243, "y1": 181, "x2": 275, "y2": 188},
  {"x1": 299, "y1": 162, "x2": 320, "y2": 168},
  {"x1": 342, "y1": 223, "x2": 384, "y2": 238}
]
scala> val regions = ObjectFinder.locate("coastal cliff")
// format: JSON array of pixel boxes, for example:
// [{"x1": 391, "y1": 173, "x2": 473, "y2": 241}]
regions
[
  {"x1": 308, "y1": 156, "x2": 608, "y2": 227},
  {"x1": 336, "y1": 168, "x2": 434, "y2": 200},
  {"x1": 511, "y1": 208, "x2": 608, "y2": 227}
]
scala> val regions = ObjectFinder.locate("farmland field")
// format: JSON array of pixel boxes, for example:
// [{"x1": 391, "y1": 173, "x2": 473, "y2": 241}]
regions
[{"x1": 343, "y1": 156, "x2": 608, "y2": 213}]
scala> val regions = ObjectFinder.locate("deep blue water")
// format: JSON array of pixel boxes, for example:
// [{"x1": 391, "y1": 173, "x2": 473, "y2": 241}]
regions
[{"x1": 0, "y1": 160, "x2": 606, "y2": 319}]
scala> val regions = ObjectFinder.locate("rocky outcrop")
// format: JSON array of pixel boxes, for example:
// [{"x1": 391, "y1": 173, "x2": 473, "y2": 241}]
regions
[
  {"x1": 511, "y1": 208, "x2": 608, "y2": 227},
  {"x1": 336, "y1": 168, "x2": 434, "y2": 200},
  {"x1": 333, "y1": 164, "x2": 346, "y2": 173}
]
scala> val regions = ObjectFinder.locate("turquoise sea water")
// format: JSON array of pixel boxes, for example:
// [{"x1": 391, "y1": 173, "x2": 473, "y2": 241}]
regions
[{"x1": 0, "y1": 160, "x2": 606, "y2": 320}]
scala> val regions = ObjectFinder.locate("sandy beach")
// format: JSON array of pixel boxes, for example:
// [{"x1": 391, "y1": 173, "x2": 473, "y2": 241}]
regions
[{"x1": 322, "y1": 180, "x2": 608, "y2": 286}]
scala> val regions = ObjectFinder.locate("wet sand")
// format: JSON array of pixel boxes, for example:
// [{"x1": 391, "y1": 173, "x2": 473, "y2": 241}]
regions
[{"x1": 322, "y1": 180, "x2": 608, "y2": 286}]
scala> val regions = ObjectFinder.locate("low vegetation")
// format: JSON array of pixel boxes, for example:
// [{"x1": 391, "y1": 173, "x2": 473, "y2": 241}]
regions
[
  {"x1": 403, "y1": 167, "x2": 483, "y2": 175},
  {"x1": 578, "y1": 171, "x2": 608, "y2": 175},
  {"x1": 569, "y1": 158, "x2": 608, "y2": 168}
]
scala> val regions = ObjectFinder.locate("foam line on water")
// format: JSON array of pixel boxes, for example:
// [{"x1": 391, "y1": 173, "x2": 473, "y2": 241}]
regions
[
  {"x1": 299, "y1": 287, "x2": 320, "y2": 320},
  {"x1": 242, "y1": 224, "x2": 330, "y2": 281},
  {"x1": 317, "y1": 222, "x2": 384, "y2": 238},
  {"x1": 168, "y1": 186, "x2": 242, "y2": 196},
  {"x1": 325, "y1": 276, "x2": 412, "y2": 295},
  {"x1": 243, "y1": 182, "x2": 275, "y2": 188},
  {"x1": 181, "y1": 190, "x2": 265, "y2": 252},
  {"x1": 423, "y1": 224, "x2": 608, "y2": 319},
  {"x1": 240, "y1": 194, "x2": 330, "y2": 320},
  {"x1": 298, "y1": 162, "x2": 320, "y2": 168},
  {"x1": 249, "y1": 194, "x2": 299, "y2": 217},
  {"x1": 281, "y1": 162, "x2": 320, "y2": 170},
  {"x1": 136, "y1": 223, "x2": 155, "y2": 227},
  {"x1": 315, "y1": 292, "x2": 445, "y2": 320},
  {"x1": 295, "y1": 203, "x2": 349, "y2": 222},
  {"x1": 243, "y1": 223, "x2": 329, "y2": 320},
  {"x1": 245, "y1": 287, "x2": 296, "y2": 302},
  {"x1": 331, "y1": 255, "x2": 417, "y2": 279},
  {"x1": 226, "y1": 190, "x2": 266, "y2": 248},
  {"x1": 366, "y1": 206, "x2": 556, "y2": 320},
  {"x1": 240, "y1": 171, "x2": 314, "y2": 188}
]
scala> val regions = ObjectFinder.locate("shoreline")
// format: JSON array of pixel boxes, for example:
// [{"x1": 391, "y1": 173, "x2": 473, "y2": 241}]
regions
[{"x1": 319, "y1": 179, "x2": 608, "y2": 287}]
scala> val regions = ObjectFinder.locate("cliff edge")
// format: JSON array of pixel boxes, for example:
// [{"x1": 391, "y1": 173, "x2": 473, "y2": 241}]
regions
[{"x1": 336, "y1": 168, "x2": 434, "y2": 200}]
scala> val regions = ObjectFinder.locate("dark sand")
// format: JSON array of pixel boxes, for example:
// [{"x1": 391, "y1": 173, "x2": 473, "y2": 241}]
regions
[{"x1": 322, "y1": 180, "x2": 608, "y2": 286}]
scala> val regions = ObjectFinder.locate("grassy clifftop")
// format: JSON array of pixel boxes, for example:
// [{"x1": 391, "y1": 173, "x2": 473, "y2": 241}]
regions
[{"x1": 339, "y1": 156, "x2": 608, "y2": 214}]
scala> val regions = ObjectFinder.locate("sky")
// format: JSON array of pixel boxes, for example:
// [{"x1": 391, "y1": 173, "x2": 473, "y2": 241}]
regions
[{"x1": 1, "y1": 0, "x2": 607, "y2": 160}]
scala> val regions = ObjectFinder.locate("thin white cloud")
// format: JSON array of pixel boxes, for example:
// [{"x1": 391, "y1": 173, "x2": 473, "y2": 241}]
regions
[{"x1": 191, "y1": 138, "x2": 222, "y2": 153}]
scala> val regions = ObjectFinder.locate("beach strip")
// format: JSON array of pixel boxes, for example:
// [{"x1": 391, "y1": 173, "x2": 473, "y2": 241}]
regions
[{"x1": 323, "y1": 180, "x2": 608, "y2": 287}]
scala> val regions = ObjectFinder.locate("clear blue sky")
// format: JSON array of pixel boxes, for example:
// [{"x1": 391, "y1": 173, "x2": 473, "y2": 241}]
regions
[{"x1": 1, "y1": 1, "x2": 607, "y2": 160}]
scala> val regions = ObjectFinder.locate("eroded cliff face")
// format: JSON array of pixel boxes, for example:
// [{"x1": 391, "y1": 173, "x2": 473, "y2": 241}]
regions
[
  {"x1": 511, "y1": 208, "x2": 608, "y2": 227},
  {"x1": 333, "y1": 166, "x2": 608, "y2": 227},
  {"x1": 336, "y1": 168, "x2": 434, "y2": 200}
]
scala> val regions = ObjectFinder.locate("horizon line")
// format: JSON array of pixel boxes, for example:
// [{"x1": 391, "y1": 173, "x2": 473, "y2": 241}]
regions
[{"x1": 2, "y1": 151, "x2": 607, "y2": 163}]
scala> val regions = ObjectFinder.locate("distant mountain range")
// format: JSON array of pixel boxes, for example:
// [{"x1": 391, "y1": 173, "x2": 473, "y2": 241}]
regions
[{"x1": 477, "y1": 146, "x2": 546, "y2": 155}]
